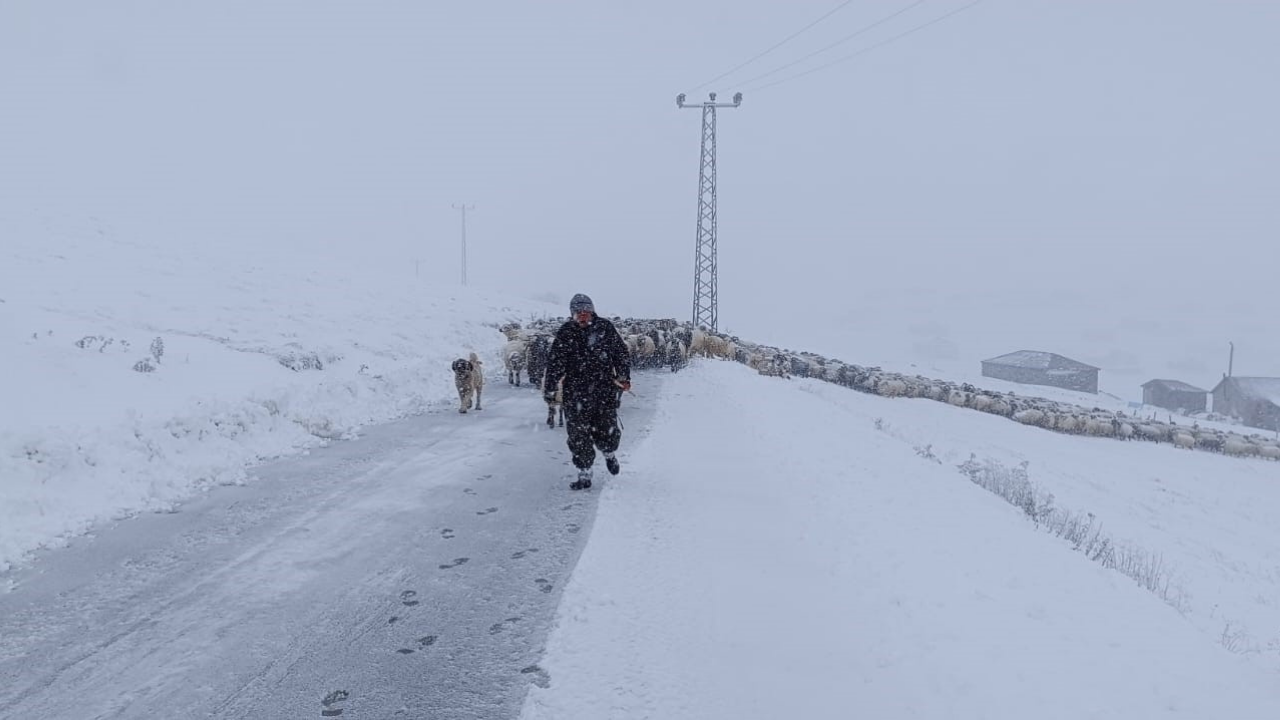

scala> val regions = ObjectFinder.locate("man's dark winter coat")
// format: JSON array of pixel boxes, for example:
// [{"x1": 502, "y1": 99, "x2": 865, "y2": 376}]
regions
[{"x1": 544, "y1": 315, "x2": 631, "y2": 405}]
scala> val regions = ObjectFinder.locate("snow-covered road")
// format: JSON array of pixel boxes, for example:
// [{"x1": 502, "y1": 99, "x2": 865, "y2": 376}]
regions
[{"x1": 0, "y1": 379, "x2": 658, "y2": 719}]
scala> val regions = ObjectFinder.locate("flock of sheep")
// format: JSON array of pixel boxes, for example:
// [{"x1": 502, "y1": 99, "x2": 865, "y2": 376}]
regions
[
  {"x1": 737, "y1": 334, "x2": 1280, "y2": 462},
  {"x1": 484, "y1": 317, "x2": 1280, "y2": 461},
  {"x1": 494, "y1": 317, "x2": 737, "y2": 388}
]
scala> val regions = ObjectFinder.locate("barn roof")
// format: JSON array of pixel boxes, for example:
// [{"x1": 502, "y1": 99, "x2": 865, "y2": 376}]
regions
[
  {"x1": 1141, "y1": 379, "x2": 1207, "y2": 393},
  {"x1": 1211, "y1": 376, "x2": 1280, "y2": 405},
  {"x1": 981, "y1": 350, "x2": 1099, "y2": 372}
]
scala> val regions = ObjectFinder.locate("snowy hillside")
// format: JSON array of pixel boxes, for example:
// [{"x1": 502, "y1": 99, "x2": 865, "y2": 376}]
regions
[
  {"x1": 521, "y1": 361, "x2": 1280, "y2": 718},
  {"x1": 1, "y1": 217, "x2": 558, "y2": 572}
]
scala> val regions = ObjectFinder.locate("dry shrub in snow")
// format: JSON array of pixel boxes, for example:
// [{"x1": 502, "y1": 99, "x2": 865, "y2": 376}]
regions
[{"x1": 956, "y1": 454, "x2": 1186, "y2": 612}]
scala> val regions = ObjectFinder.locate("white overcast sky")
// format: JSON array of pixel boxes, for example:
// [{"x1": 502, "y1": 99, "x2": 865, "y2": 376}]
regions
[{"x1": 4, "y1": 1, "x2": 1278, "y2": 369}]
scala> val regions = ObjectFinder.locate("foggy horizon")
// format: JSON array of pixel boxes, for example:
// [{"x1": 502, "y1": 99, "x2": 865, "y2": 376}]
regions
[{"x1": 5, "y1": 0, "x2": 1278, "y2": 387}]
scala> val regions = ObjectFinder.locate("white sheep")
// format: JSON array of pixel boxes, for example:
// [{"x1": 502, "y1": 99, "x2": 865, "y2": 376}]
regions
[
  {"x1": 704, "y1": 335, "x2": 732, "y2": 360},
  {"x1": 756, "y1": 354, "x2": 791, "y2": 379},
  {"x1": 637, "y1": 335, "x2": 657, "y2": 367},
  {"x1": 1091, "y1": 419, "x2": 1115, "y2": 438},
  {"x1": 1193, "y1": 431, "x2": 1224, "y2": 453},
  {"x1": 1137, "y1": 424, "x2": 1168, "y2": 443},
  {"x1": 688, "y1": 329, "x2": 708, "y2": 357},
  {"x1": 503, "y1": 339, "x2": 528, "y2": 386},
  {"x1": 665, "y1": 337, "x2": 688, "y2": 371},
  {"x1": 1013, "y1": 409, "x2": 1045, "y2": 427},
  {"x1": 1223, "y1": 439, "x2": 1256, "y2": 458},
  {"x1": 877, "y1": 378, "x2": 907, "y2": 398}
]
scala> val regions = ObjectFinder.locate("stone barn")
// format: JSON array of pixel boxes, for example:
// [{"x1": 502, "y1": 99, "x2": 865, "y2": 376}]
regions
[
  {"x1": 1141, "y1": 379, "x2": 1208, "y2": 413},
  {"x1": 981, "y1": 350, "x2": 1099, "y2": 394},
  {"x1": 1210, "y1": 376, "x2": 1280, "y2": 431}
]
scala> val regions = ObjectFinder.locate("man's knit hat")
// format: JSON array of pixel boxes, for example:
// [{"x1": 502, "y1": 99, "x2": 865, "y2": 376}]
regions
[{"x1": 569, "y1": 293, "x2": 594, "y2": 315}]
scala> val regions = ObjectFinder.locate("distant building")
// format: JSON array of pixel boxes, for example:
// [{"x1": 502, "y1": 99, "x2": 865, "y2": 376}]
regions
[
  {"x1": 981, "y1": 350, "x2": 1099, "y2": 394},
  {"x1": 1209, "y1": 376, "x2": 1280, "y2": 431},
  {"x1": 1141, "y1": 379, "x2": 1208, "y2": 413}
]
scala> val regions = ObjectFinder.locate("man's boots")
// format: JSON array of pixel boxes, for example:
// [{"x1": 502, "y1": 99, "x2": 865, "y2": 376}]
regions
[{"x1": 570, "y1": 467, "x2": 593, "y2": 491}]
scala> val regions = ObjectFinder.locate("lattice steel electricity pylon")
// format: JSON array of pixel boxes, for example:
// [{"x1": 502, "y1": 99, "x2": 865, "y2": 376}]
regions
[{"x1": 677, "y1": 91, "x2": 741, "y2": 333}]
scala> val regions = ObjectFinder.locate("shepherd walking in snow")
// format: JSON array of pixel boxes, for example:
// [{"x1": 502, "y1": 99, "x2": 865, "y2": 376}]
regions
[{"x1": 543, "y1": 293, "x2": 631, "y2": 490}]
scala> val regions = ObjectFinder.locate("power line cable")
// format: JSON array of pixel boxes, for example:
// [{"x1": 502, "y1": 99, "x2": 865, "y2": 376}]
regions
[
  {"x1": 684, "y1": 0, "x2": 858, "y2": 94},
  {"x1": 733, "y1": 0, "x2": 929, "y2": 90},
  {"x1": 743, "y1": 0, "x2": 983, "y2": 93}
]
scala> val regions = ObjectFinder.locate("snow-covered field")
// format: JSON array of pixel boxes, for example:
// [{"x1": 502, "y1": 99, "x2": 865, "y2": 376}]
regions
[
  {"x1": 520, "y1": 361, "x2": 1280, "y2": 718},
  {"x1": 1, "y1": 216, "x2": 556, "y2": 572},
  {"x1": 6, "y1": 218, "x2": 1280, "y2": 716}
]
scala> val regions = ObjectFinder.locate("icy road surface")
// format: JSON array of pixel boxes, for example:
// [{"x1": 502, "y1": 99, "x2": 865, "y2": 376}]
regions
[{"x1": 0, "y1": 378, "x2": 659, "y2": 719}]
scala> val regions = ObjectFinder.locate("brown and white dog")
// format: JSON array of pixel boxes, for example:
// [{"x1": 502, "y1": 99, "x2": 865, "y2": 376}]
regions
[{"x1": 452, "y1": 352, "x2": 484, "y2": 413}]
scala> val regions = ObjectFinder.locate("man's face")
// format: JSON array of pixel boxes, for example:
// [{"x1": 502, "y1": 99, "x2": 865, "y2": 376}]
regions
[{"x1": 574, "y1": 309, "x2": 592, "y2": 326}]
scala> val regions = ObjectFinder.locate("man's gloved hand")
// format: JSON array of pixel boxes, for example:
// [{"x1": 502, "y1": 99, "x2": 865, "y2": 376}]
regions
[
  {"x1": 544, "y1": 389, "x2": 558, "y2": 404},
  {"x1": 617, "y1": 379, "x2": 632, "y2": 393}
]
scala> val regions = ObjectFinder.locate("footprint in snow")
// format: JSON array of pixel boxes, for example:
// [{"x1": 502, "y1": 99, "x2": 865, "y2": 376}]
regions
[
  {"x1": 476, "y1": 507, "x2": 498, "y2": 516},
  {"x1": 400, "y1": 590, "x2": 420, "y2": 607},
  {"x1": 321, "y1": 689, "x2": 350, "y2": 716},
  {"x1": 439, "y1": 557, "x2": 470, "y2": 570},
  {"x1": 488, "y1": 616, "x2": 523, "y2": 635},
  {"x1": 440, "y1": 528, "x2": 455, "y2": 540},
  {"x1": 397, "y1": 637, "x2": 437, "y2": 655},
  {"x1": 521, "y1": 665, "x2": 552, "y2": 689},
  {"x1": 535, "y1": 578, "x2": 554, "y2": 594}
]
